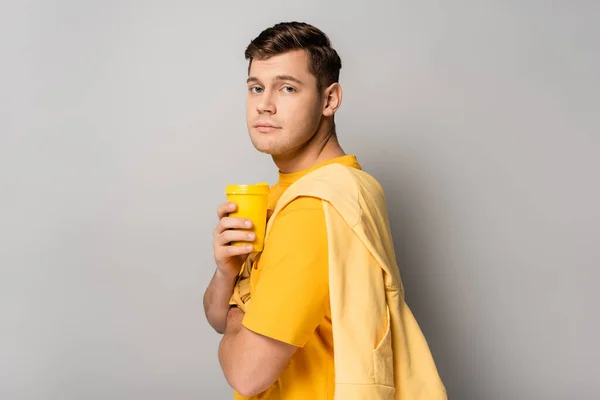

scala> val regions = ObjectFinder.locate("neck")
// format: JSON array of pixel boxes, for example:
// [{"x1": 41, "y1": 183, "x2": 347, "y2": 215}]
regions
[{"x1": 273, "y1": 122, "x2": 345, "y2": 174}]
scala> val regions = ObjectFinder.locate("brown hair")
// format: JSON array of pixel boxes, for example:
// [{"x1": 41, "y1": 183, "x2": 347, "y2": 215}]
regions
[{"x1": 245, "y1": 22, "x2": 342, "y2": 91}]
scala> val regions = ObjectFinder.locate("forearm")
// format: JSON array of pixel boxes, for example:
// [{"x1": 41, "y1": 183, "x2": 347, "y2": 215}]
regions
[
  {"x1": 218, "y1": 307, "x2": 295, "y2": 397},
  {"x1": 219, "y1": 308, "x2": 244, "y2": 363},
  {"x1": 203, "y1": 268, "x2": 238, "y2": 334},
  {"x1": 218, "y1": 307, "x2": 253, "y2": 395}
]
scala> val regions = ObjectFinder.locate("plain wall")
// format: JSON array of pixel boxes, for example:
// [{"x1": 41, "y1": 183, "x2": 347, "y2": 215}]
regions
[{"x1": 1, "y1": 1, "x2": 598, "y2": 399}]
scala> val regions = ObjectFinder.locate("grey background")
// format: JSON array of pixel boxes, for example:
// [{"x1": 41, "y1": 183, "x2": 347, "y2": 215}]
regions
[{"x1": 1, "y1": 1, "x2": 598, "y2": 399}]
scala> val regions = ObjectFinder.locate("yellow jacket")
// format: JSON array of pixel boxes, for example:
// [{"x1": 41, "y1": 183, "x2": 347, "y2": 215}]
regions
[{"x1": 232, "y1": 164, "x2": 447, "y2": 400}]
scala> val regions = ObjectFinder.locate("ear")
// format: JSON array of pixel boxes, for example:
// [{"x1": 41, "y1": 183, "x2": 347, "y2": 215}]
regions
[{"x1": 322, "y1": 83, "x2": 342, "y2": 117}]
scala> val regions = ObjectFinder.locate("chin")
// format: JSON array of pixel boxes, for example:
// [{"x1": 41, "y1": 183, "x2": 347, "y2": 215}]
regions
[
  {"x1": 249, "y1": 132, "x2": 282, "y2": 156},
  {"x1": 249, "y1": 137, "x2": 275, "y2": 155},
  {"x1": 254, "y1": 146, "x2": 276, "y2": 155}
]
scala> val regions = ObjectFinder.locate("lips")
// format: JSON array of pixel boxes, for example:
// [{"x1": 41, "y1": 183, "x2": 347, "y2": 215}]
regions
[
  {"x1": 254, "y1": 122, "x2": 281, "y2": 133},
  {"x1": 254, "y1": 122, "x2": 280, "y2": 128}
]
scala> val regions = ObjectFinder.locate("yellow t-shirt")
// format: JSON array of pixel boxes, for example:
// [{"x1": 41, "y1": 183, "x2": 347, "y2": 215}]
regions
[{"x1": 235, "y1": 155, "x2": 361, "y2": 400}]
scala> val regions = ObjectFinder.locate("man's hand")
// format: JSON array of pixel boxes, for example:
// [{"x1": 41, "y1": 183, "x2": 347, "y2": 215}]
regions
[
  {"x1": 203, "y1": 202, "x2": 255, "y2": 333},
  {"x1": 213, "y1": 202, "x2": 255, "y2": 275}
]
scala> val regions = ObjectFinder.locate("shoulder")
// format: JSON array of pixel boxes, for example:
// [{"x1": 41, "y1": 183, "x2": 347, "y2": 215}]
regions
[
  {"x1": 277, "y1": 196, "x2": 324, "y2": 219},
  {"x1": 272, "y1": 164, "x2": 385, "y2": 226},
  {"x1": 302, "y1": 164, "x2": 386, "y2": 203}
]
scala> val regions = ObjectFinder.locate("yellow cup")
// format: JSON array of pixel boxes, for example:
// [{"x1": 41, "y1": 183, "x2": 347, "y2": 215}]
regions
[{"x1": 225, "y1": 182, "x2": 270, "y2": 252}]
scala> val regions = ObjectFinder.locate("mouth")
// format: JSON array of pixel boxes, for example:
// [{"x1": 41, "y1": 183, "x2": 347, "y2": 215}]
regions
[{"x1": 253, "y1": 123, "x2": 281, "y2": 133}]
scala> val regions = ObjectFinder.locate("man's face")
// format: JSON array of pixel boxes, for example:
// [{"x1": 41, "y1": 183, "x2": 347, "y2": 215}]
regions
[{"x1": 246, "y1": 50, "x2": 324, "y2": 157}]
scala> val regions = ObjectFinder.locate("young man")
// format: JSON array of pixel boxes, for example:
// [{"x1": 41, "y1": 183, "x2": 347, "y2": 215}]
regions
[{"x1": 203, "y1": 22, "x2": 446, "y2": 400}]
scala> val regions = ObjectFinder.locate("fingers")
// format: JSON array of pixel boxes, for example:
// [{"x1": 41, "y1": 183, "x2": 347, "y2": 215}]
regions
[
  {"x1": 214, "y1": 216, "x2": 253, "y2": 237},
  {"x1": 213, "y1": 202, "x2": 255, "y2": 264},
  {"x1": 217, "y1": 202, "x2": 236, "y2": 219},
  {"x1": 217, "y1": 230, "x2": 256, "y2": 246},
  {"x1": 214, "y1": 241, "x2": 254, "y2": 260}
]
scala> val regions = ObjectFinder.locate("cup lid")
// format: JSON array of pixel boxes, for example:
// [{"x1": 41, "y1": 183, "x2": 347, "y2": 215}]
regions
[{"x1": 225, "y1": 182, "x2": 270, "y2": 195}]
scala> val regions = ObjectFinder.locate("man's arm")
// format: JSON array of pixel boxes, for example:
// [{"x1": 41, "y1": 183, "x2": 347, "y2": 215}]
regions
[
  {"x1": 218, "y1": 306, "x2": 297, "y2": 397},
  {"x1": 203, "y1": 267, "x2": 238, "y2": 334},
  {"x1": 218, "y1": 200, "x2": 329, "y2": 395},
  {"x1": 204, "y1": 201, "x2": 255, "y2": 334}
]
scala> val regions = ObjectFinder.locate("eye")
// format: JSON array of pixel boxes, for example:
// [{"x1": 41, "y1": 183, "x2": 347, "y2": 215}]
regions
[
  {"x1": 282, "y1": 86, "x2": 296, "y2": 93},
  {"x1": 249, "y1": 86, "x2": 263, "y2": 94}
]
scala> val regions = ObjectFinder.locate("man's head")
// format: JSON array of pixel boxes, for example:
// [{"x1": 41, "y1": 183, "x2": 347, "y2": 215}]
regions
[{"x1": 245, "y1": 22, "x2": 342, "y2": 158}]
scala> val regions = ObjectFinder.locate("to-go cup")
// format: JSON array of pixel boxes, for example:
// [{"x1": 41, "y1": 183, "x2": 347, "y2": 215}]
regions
[{"x1": 225, "y1": 182, "x2": 270, "y2": 252}]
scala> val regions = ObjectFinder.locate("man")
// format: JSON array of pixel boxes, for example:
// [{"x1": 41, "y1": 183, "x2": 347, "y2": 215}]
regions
[{"x1": 203, "y1": 22, "x2": 446, "y2": 400}]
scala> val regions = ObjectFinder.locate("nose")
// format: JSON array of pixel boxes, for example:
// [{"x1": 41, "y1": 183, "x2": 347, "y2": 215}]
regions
[{"x1": 257, "y1": 91, "x2": 276, "y2": 114}]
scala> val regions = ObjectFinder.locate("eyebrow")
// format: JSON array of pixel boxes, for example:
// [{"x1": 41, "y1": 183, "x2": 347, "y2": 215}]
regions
[{"x1": 246, "y1": 75, "x2": 304, "y2": 85}]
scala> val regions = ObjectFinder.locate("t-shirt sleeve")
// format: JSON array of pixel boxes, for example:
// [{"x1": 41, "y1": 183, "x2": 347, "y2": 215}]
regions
[{"x1": 242, "y1": 196, "x2": 329, "y2": 347}]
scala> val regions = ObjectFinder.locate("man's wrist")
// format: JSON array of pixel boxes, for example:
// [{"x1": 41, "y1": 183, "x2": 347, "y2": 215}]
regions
[{"x1": 215, "y1": 265, "x2": 239, "y2": 281}]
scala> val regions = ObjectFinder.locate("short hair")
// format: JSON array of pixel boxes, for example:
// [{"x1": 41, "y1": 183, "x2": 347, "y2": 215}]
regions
[{"x1": 245, "y1": 21, "x2": 342, "y2": 90}]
